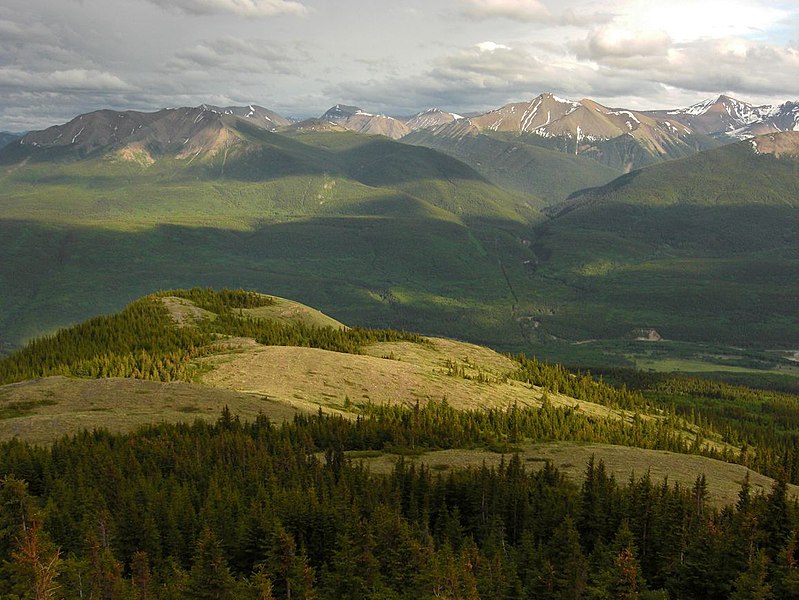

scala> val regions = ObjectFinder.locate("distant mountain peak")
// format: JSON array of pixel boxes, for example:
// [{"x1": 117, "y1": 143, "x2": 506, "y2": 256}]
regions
[
  {"x1": 659, "y1": 95, "x2": 794, "y2": 139},
  {"x1": 322, "y1": 104, "x2": 362, "y2": 119},
  {"x1": 316, "y1": 104, "x2": 410, "y2": 139},
  {"x1": 1, "y1": 104, "x2": 291, "y2": 164},
  {"x1": 405, "y1": 108, "x2": 464, "y2": 131}
]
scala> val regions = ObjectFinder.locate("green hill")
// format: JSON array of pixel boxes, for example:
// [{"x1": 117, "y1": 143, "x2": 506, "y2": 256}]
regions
[
  {"x1": 0, "y1": 120, "x2": 543, "y2": 353},
  {"x1": 0, "y1": 289, "x2": 643, "y2": 441},
  {"x1": 402, "y1": 127, "x2": 622, "y2": 204},
  {"x1": 3, "y1": 288, "x2": 799, "y2": 498},
  {"x1": 3, "y1": 288, "x2": 799, "y2": 597},
  {"x1": 516, "y1": 137, "x2": 799, "y2": 362}
]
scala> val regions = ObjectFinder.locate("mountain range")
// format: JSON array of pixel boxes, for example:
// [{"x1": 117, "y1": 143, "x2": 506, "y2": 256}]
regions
[
  {"x1": 2, "y1": 92, "x2": 799, "y2": 370},
  {"x1": 7, "y1": 92, "x2": 798, "y2": 177},
  {"x1": 3, "y1": 89, "x2": 799, "y2": 598}
]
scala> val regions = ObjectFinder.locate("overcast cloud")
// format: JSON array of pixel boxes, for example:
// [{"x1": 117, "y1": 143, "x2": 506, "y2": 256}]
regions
[{"x1": 0, "y1": 0, "x2": 797, "y2": 130}]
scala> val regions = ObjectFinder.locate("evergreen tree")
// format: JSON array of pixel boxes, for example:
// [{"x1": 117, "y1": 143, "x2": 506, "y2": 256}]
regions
[
  {"x1": 730, "y1": 550, "x2": 772, "y2": 600},
  {"x1": 186, "y1": 527, "x2": 237, "y2": 600},
  {"x1": 547, "y1": 516, "x2": 588, "y2": 599}
]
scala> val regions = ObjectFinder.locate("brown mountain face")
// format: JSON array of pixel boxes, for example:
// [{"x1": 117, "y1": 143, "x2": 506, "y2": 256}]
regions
[
  {"x1": 465, "y1": 93, "x2": 692, "y2": 144},
  {"x1": 643, "y1": 95, "x2": 796, "y2": 139},
  {"x1": 9, "y1": 105, "x2": 289, "y2": 162},
  {"x1": 414, "y1": 93, "x2": 712, "y2": 171},
  {"x1": 287, "y1": 118, "x2": 351, "y2": 134},
  {"x1": 319, "y1": 105, "x2": 411, "y2": 139},
  {"x1": 468, "y1": 93, "x2": 581, "y2": 133},
  {"x1": 408, "y1": 119, "x2": 480, "y2": 142},
  {"x1": 200, "y1": 104, "x2": 291, "y2": 129},
  {"x1": 404, "y1": 109, "x2": 464, "y2": 131},
  {"x1": 748, "y1": 131, "x2": 799, "y2": 158}
]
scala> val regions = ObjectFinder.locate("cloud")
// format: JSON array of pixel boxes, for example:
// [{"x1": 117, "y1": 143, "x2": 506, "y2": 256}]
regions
[
  {"x1": 168, "y1": 37, "x2": 306, "y2": 74},
  {"x1": 577, "y1": 26, "x2": 672, "y2": 60},
  {"x1": 476, "y1": 41, "x2": 511, "y2": 52},
  {"x1": 325, "y1": 42, "x2": 641, "y2": 116},
  {"x1": 574, "y1": 28, "x2": 799, "y2": 97},
  {"x1": 0, "y1": 68, "x2": 131, "y2": 92},
  {"x1": 656, "y1": 39, "x2": 799, "y2": 96},
  {"x1": 462, "y1": 0, "x2": 549, "y2": 21},
  {"x1": 143, "y1": 0, "x2": 308, "y2": 17}
]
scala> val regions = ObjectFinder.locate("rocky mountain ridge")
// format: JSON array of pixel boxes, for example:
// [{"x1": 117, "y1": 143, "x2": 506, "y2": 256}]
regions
[{"x1": 5, "y1": 94, "x2": 798, "y2": 168}]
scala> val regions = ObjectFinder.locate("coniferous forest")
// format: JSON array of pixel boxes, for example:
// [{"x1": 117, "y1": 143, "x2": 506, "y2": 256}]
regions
[{"x1": 1, "y1": 406, "x2": 798, "y2": 600}]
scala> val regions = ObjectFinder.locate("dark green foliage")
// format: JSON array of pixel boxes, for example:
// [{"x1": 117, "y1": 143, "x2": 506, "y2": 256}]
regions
[
  {"x1": 166, "y1": 288, "x2": 275, "y2": 313},
  {"x1": 186, "y1": 527, "x2": 237, "y2": 599},
  {"x1": 1, "y1": 408, "x2": 798, "y2": 598},
  {"x1": 593, "y1": 369, "x2": 799, "y2": 485},
  {"x1": 514, "y1": 354, "x2": 647, "y2": 410},
  {"x1": 730, "y1": 550, "x2": 772, "y2": 600},
  {"x1": 5, "y1": 288, "x2": 799, "y2": 486},
  {"x1": 0, "y1": 296, "x2": 210, "y2": 384},
  {"x1": 531, "y1": 143, "x2": 799, "y2": 348}
]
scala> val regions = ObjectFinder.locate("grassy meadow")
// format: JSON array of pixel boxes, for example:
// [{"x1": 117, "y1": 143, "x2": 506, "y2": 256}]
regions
[{"x1": 355, "y1": 441, "x2": 798, "y2": 508}]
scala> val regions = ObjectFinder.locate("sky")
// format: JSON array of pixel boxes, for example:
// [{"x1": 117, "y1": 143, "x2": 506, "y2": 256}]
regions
[{"x1": 1, "y1": 0, "x2": 798, "y2": 131}]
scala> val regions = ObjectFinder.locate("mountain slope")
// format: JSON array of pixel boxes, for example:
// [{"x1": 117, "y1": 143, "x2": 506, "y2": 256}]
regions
[
  {"x1": 647, "y1": 95, "x2": 799, "y2": 139},
  {"x1": 311, "y1": 104, "x2": 412, "y2": 139},
  {"x1": 404, "y1": 108, "x2": 464, "y2": 130},
  {"x1": 418, "y1": 93, "x2": 721, "y2": 172},
  {"x1": 525, "y1": 133, "x2": 799, "y2": 346},
  {"x1": 403, "y1": 123, "x2": 622, "y2": 203},
  {"x1": 1, "y1": 104, "x2": 289, "y2": 163},
  {"x1": 0, "y1": 109, "x2": 544, "y2": 353}
]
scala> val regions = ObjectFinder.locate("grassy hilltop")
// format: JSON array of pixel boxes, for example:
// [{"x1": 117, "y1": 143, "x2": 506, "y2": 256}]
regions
[{"x1": 3, "y1": 288, "x2": 799, "y2": 495}]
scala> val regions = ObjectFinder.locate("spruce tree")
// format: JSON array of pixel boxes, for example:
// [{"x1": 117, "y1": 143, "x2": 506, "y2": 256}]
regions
[{"x1": 186, "y1": 527, "x2": 237, "y2": 600}]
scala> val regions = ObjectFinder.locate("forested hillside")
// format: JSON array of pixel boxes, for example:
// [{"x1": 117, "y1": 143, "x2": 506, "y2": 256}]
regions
[{"x1": 0, "y1": 289, "x2": 799, "y2": 596}]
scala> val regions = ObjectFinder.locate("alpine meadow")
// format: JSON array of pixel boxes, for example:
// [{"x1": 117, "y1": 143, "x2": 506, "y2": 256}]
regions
[{"x1": 3, "y1": 0, "x2": 799, "y2": 597}]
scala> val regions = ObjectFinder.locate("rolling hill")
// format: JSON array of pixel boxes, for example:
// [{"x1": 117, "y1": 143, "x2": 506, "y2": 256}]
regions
[
  {"x1": 1, "y1": 288, "x2": 798, "y2": 511},
  {"x1": 0, "y1": 290, "x2": 620, "y2": 441},
  {"x1": 5, "y1": 289, "x2": 799, "y2": 597}
]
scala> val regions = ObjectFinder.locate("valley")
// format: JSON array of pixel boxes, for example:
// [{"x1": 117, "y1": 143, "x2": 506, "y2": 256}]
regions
[
  {"x1": 3, "y1": 95, "x2": 799, "y2": 378},
  {"x1": 4, "y1": 0, "x2": 799, "y2": 593}
]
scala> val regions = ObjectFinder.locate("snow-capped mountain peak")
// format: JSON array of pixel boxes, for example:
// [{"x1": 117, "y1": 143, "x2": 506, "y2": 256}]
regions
[{"x1": 405, "y1": 109, "x2": 464, "y2": 131}]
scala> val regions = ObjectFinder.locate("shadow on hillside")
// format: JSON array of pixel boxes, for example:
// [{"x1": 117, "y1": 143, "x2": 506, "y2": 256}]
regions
[{"x1": 0, "y1": 215, "x2": 524, "y2": 351}]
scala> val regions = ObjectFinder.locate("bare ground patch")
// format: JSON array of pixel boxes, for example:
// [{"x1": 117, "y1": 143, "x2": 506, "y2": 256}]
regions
[
  {"x1": 160, "y1": 296, "x2": 215, "y2": 326},
  {"x1": 241, "y1": 295, "x2": 345, "y2": 328}
]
